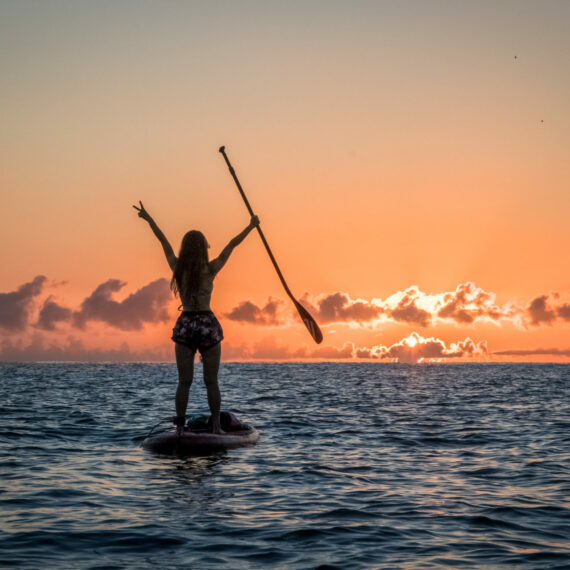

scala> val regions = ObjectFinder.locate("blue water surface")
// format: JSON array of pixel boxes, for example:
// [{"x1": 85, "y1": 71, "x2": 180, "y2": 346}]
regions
[{"x1": 1, "y1": 362, "x2": 569, "y2": 569}]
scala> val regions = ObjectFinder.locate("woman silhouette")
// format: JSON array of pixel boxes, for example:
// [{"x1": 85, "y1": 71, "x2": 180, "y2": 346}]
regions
[{"x1": 134, "y1": 201, "x2": 259, "y2": 433}]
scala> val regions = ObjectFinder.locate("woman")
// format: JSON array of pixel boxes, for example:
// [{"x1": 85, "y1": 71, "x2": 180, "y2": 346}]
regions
[{"x1": 133, "y1": 201, "x2": 259, "y2": 433}]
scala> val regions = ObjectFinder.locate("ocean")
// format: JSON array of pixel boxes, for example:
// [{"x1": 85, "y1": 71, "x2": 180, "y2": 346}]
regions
[{"x1": 1, "y1": 362, "x2": 569, "y2": 569}]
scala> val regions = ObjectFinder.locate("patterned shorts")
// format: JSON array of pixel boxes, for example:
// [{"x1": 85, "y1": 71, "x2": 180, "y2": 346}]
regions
[{"x1": 171, "y1": 311, "x2": 224, "y2": 353}]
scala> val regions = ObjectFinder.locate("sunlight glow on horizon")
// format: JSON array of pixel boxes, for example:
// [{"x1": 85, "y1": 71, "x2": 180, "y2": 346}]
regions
[{"x1": 406, "y1": 334, "x2": 419, "y2": 348}]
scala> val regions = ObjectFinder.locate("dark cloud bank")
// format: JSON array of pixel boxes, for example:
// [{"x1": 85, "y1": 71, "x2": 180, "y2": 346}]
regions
[
  {"x1": 0, "y1": 276, "x2": 47, "y2": 331},
  {"x1": 1, "y1": 276, "x2": 171, "y2": 333},
  {"x1": 72, "y1": 278, "x2": 170, "y2": 330},
  {"x1": 1, "y1": 337, "x2": 170, "y2": 362},
  {"x1": 224, "y1": 298, "x2": 284, "y2": 325},
  {"x1": 527, "y1": 294, "x2": 570, "y2": 326},
  {"x1": 37, "y1": 297, "x2": 73, "y2": 331}
]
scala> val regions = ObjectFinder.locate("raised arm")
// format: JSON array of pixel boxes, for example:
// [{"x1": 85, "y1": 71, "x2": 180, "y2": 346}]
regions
[
  {"x1": 209, "y1": 215, "x2": 260, "y2": 275},
  {"x1": 133, "y1": 201, "x2": 177, "y2": 270}
]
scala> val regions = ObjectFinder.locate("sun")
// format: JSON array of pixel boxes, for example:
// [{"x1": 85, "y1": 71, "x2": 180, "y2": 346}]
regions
[{"x1": 406, "y1": 334, "x2": 418, "y2": 347}]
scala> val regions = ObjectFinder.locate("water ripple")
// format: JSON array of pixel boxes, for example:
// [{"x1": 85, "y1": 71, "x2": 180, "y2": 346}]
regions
[{"x1": 1, "y1": 362, "x2": 569, "y2": 568}]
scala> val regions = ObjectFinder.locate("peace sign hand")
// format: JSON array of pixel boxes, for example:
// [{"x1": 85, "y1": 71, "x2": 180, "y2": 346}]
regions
[{"x1": 133, "y1": 200, "x2": 151, "y2": 221}]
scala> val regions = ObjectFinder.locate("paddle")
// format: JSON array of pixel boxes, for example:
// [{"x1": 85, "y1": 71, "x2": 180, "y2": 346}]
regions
[{"x1": 219, "y1": 146, "x2": 323, "y2": 344}]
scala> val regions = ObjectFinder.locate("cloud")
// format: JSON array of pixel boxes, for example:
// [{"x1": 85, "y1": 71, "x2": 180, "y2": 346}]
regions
[
  {"x1": 493, "y1": 348, "x2": 570, "y2": 357},
  {"x1": 223, "y1": 334, "x2": 488, "y2": 364},
  {"x1": 230, "y1": 283, "x2": 570, "y2": 330},
  {"x1": 36, "y1": 297, "x2": 73, "y2": 330},
  {"x1": 225, "y1": 298, "x2": 285, "y2": 325},
  {"x1": 250, "y1": 337, "x2": 308, "y2": 360},
  {"x1": 455, "y1": 337, "x2": 489, "y2": 356},
  {"x1": 220, "y1": 342, "x2": 251, "y2": 360},
  {"x1": 0, "y1": 276, "x2": 47, "y2": 331},
  {"x1": 299, "y1": 282, "x2": 519, "y2": 328},
  {"x1": 387, "y1": 286, "x2": 432, "y2": 327},
  {"x1": 381, "y1": 333, "x2": 454, "y2": 363},
  {"x1": 378, "y1": 282, "x2": 518, "y2": 328},
  {"x1": 527, "y1": 295, "x2": 556, "y2": 325},
  {"x1": 301, "y1": 292, "x2": 382, "y2": 324},
  {"x1": 222, "y1": 338, "x2": 354, "y2": 361},
  {"x1": 527, "y1": 294, "x2": 570, "y2": 326},
  {"x1": 434, "y1": 282, "x2": 514, "y2": 324},
  {"x1": 354, "y1": 346, "x2": 379, "y2": 359},
  {"x1": 0, "y1": 277, "x2": 174, "y2": 333},
  {"x1": 310, "y1": 342, "x2": 355, "y2": 359},
  {"x1": 0, "y1": 335, "x2": 171, "y2": 362},
  {"x1": 558, "y1": 304, "x2": 570, "y2": 321},
  {"x1": 356, "y1": 332, "x2": 488, "y2": 364},
  {"x1": 223, "y1": 337, "x2": 308, "y2": 360},
  {"x1": 73, "y1": 278, "x2": 171, "y2": 330}
]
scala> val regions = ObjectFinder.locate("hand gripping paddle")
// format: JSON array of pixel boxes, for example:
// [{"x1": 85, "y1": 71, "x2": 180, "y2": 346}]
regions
[{"x1": 219, "y1": 146, "x2": 323, "y2": 344}]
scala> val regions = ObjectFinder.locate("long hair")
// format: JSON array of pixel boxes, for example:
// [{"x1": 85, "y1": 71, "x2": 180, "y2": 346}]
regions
[{"x1": 170, "y1": 230, "x2": 209, "y2": 297}]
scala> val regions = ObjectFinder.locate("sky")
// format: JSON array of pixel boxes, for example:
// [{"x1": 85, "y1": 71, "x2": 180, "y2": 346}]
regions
[{"x1": 1, "y1": 0, "x2": 569, "y2": 363}]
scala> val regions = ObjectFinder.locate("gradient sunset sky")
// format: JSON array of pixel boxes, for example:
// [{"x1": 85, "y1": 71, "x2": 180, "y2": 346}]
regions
[{"x1": 2, "y1": 1, "x2": 569, "y2": 362}]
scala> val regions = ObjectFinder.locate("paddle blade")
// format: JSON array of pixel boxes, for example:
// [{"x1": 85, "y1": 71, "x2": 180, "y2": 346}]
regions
[{"x1": 294, "y1": 301, "x2": 323, "y2": 344}]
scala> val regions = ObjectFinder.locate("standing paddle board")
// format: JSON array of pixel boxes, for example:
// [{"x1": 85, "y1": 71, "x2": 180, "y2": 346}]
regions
[{"x1": 142, "y1": 412, "x2": 259, "y2": 455}]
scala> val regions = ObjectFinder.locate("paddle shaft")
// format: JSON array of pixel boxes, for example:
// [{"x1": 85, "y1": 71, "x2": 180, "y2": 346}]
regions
[
  {"x1": 218, "y1": 146, "x2": 323, "y2": 343},
  {"x1": 219, "y1": 147, "x2": 296, "y2": 301}
]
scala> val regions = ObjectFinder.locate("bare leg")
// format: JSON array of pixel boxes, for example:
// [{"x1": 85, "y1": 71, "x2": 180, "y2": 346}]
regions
[
  {"x1": 201, "y1": 342, "x2": 223, "y2": 433},
  {"x1": 175, "y1": 342, "x2": 195, "y2": 432}
]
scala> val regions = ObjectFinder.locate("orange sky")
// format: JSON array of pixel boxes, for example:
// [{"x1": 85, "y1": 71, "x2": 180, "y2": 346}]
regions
[{"x1": 2, "y1": 1, "x2": 569, "y2": 362}]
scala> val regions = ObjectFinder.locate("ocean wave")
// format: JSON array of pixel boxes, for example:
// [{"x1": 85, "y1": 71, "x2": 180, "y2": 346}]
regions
[{"x1": 1, "y1": 362, "x2": 569, "y2": 568}]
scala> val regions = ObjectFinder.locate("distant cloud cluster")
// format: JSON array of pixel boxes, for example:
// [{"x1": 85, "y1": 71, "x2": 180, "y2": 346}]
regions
[
  {"x1": 224, "y1": 298, "x2": 285, "y2": 325},
  {"x1": 527, "y1": 294, "x2": 570, "y2": 326},
  {"x1": 0, "y1": 276, "x2": 47, "y2": 331},
  {"x1": 434, "y1": 282, "x2": 511, "y2": 324},
  {"x1": 37, "y1": 297, "x2": 73, "y2": 331},
  {"x1": 303, "y1": 282, "x2": 518, "y2": 328},
  {"x1": 0, "y1": 336, "x2": 170, "y2": 362},
  {"x1": 223, "y1": 336, "x2": 309, "y2": 361},
  {"x1": 387, "y1": 286, "x2": 432, "y2": 327},
  {"x1": 1, "y1": 276, "x2": 569, "y2": 362},
  {"x1": 221, "y1": 333, "x2": 487, "y2": 364},
  {"x1": 300, "y1": 292, "x2": 382, "y2": 324},
  {"x1": 355, "y1": 332, "x2": 488, "y2": 364},
  {"x1": 0, "y1": 275, "x2": 171, "y2": 334},
  {"x1": 72, "y1": 278, "x2": 170, "y2": 330},
  {"x1": 493, "y1": 347, "x2": 570, "y2": 357},
  {"x1": 7, "y1": 277, "x2": 569, "y2": 336},
  {"x1": 227, "y1": 282, "x2": 569, "y2": 330},
  {"x1": 222, "y1": 338, "x2": 357, "y2": 361}
]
